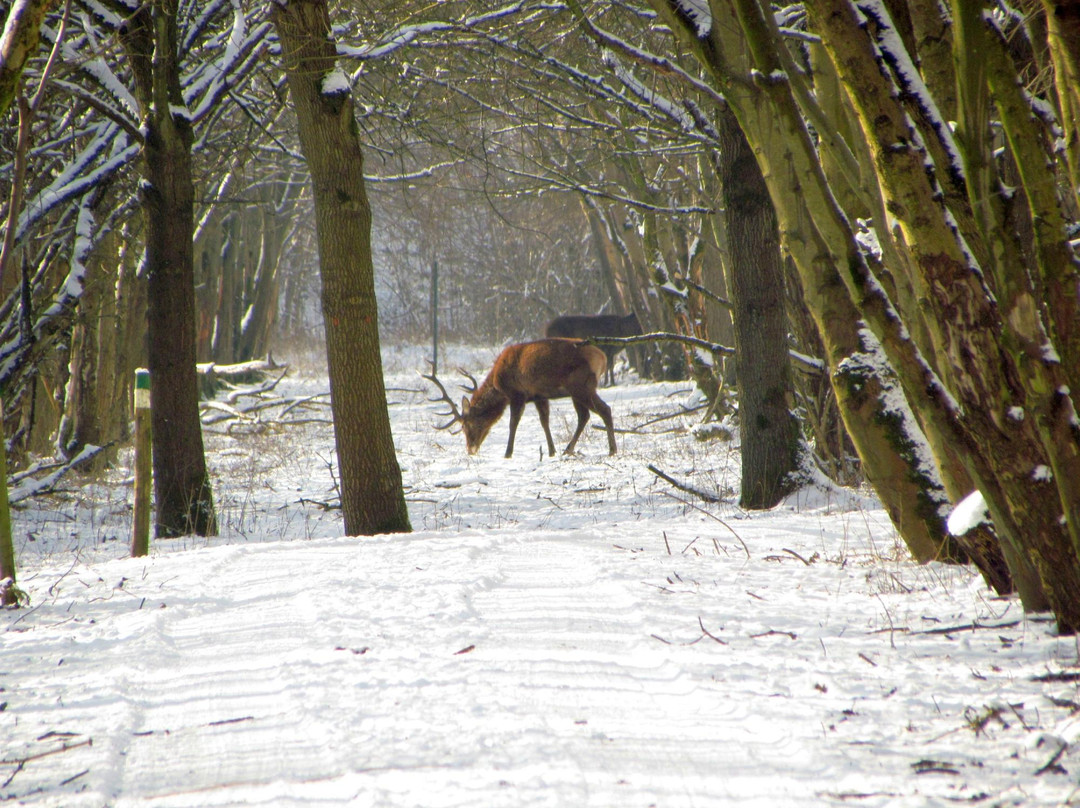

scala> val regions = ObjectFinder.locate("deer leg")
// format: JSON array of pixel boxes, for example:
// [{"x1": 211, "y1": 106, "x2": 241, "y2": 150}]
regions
[
  {"x1": 591, "y1": 392, "x2": 617, "y2": 455},
  {"x1": 505, "y1": 397, "x2": 526, "y2": 458},
  {"x1": 533, "y1": 398, "x2": 556, "y2": 456},
  {"x1": 564, "y1": 399, "x2": 591, "y2": 455}
]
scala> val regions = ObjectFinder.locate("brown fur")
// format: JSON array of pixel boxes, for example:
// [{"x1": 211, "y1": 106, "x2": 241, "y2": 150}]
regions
[
  {"x1": 544, "y1": 313, "x2": 641, "y2": 385},
  {"x1": 461, "y1": 339, "x2": 617, "y2": 458}
]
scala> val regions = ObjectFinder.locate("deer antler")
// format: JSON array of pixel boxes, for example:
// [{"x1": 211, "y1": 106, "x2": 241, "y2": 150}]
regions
[
  {"x1": 420, "y1": 363, "x2": 463, "y2": 431},
  {"x1": 457, "y1": 367, "x2": 478, "y2": 395}
]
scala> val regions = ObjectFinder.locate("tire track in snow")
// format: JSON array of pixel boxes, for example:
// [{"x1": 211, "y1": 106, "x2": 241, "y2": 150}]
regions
[
  {"x1": 104, "y1": 542, "x2": 381, "y2": 804},
  {"x1": 311, "y1": 532, "x2": 758, "y2": 806}
]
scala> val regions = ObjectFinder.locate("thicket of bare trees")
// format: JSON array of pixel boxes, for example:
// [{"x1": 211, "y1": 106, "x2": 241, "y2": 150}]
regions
[
  {"x1": 368, "y1": 173, "x2": 609, "y2": 344},
  {"x1": 3, "y1": 0, "x2": 1080, "y2": 630}
]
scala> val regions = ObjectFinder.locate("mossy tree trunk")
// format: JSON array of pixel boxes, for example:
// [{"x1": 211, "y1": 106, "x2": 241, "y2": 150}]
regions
[
  {"x1": 634, "y1": 0, "x2": 1080, "y2": 626},
  {"x1": 634, "y1": 0, "x2": 977, "y2": 569},
  {"x1": 811, "y1": 0, "x2": 1079, "y2": 627},
  {"x1": 0, "y1": 414, "x2": 21, "y2": 606},
  {"x1": 1042, "y1": 0, "x2": 1080, "y2": 215}
]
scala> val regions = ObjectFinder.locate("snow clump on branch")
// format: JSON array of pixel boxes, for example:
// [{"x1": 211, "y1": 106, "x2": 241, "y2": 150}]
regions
[
  {"x1": 321, "y1": 67, "x2": 351, "y2": 97},
  {"x1": 676, "y1": 0, "x2": 712, "y2": 38}
]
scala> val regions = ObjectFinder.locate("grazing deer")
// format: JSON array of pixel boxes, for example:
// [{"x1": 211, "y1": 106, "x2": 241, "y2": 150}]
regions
[
  {"x1": 544, "y1": 312, "x2": 642, "y2": 386},
  {"x1": 423, "y1": 339, "x2": 617, "y2": 458}
]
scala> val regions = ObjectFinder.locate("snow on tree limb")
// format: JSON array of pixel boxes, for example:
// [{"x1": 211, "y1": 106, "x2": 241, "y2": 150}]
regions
[
  {"x1": 8, "y1": 443, "x2": 109, "y2": 503},
  {"x1": 855, "y1": 0, "x2": 965, "y2": 186},
  {"x1": 15, "y1": 123, "x2": 137, "y2": 241},
  {"x1": 674, "y1": 0, "x2": 711, "y2": 38}
]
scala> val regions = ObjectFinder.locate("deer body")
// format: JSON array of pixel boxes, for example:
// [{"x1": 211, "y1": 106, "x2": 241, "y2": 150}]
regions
[
  {"x1": 544, "y1": 312, "x2": 641, "y2": 386},
  {"x1": 452, "y1": 339, "x2": 617, "y2": 458}
]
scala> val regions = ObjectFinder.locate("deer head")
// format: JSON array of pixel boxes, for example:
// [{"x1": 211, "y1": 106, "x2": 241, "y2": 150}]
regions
[
  {"x1": 422, "y1": 362, "x2": 505, "y2": 455},
  {"x1": 420, "y1": 363, "x2": 475, "y2": 432}
]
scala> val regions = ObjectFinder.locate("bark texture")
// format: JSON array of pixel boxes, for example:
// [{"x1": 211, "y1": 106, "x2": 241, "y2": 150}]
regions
[
  {"x1": 273, "y1": 0, "x2": 411, "y2": 536},
  {"x1": 0, "y1": 0, "x2": 53, "y2": 116},
  {"x1": 712, "y1": 103, "x2": 800, "y2": 509},
  {"x1": 640, "y1": 0, "x2": 975, "y2": 568},
  {"x1": 125, "y1": 1, "x2": 216, "y2": 538}
]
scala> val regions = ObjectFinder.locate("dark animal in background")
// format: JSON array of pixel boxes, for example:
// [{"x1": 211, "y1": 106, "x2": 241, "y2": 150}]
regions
[
  {"x1": 544, "y1": 312, "x2": 642, "y2": 386},
  {"x1": 424, "y1": 339, "x2": 617, "y2": 458}
]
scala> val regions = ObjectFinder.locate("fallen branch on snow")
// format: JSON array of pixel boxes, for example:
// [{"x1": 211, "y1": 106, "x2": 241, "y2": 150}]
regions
[
  {"x1": 196, "y1": 358, "x2": 287, "y2": 399},
  {"x1": 647, "y1": 463, "x2": 719, "y2": 503},
  {"x1": 8, "y1": 444, "x2": 111, "y2": 505}
]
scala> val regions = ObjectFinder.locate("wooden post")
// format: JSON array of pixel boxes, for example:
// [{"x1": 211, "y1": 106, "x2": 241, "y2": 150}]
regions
[
  {"x1": 131, "y1": 369, "x2": 152, "y2": 557},
  {"x1": 0, "y1": 395, "x2": 20, "y2": 606},
  {"x1": 431, "y1": 258, "x2": 439, "y2": 374}
]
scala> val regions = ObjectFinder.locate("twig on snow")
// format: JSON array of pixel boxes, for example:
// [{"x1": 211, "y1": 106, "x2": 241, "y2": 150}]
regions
[
  {"x1": 658, "y1": 491, "x2": 750, "y2": 560},
  {"x1": 914, "y1": 620, "x2": 1021, "y2": 636},
  {"x1": 750, "y1": 629, "x2": 797, "y2": 640},
  {"x1": 59, "y1": 769, "x2": 89, "y2": 786},
  {"x1": 911, "y1": 759, "x2": 959, "y2": 775},
  {"x1": 1035, "y1": 739, "x2": 1069, "y2": 775},
  {"x1": 1, "y1": 736, "x2": 93, "y2": 769},
  {"x1": 783, "y1": 548, "x2": 812, "y2": 566},
  {"x1": 698, "y1": 616, "x2": 727, "y2": 645},
  {"x1": 647, "y1": 464, "x2": 719, "y2": 503},
  {"x1": 1034, "y1": 671, "x2": 1080, "y2": 683}
]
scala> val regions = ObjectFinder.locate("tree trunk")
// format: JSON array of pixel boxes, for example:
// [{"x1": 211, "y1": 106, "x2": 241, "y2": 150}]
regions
[
  {"x1": 712, "y1": 104, "x2": 801, "y2": 509},
  {"x1": 695, "y1": 166, "x2": 736, "y2": 386},
  {"x1": 805, "y1": 0, "x2": 1078, "y2": 627},
  {"x1": 236, "y1": 205, "x2": 280, "y2": 362},
  {"x1": 1042, "y1": 0, "x2": 1080, "y2": 211},
  {"x1": 642, "y1": 0, "x2": 974, "y2": 568},
  {"x1": 0, "y1": 403, "x2": 21, "y2": 606},
  {"x1": 578, "y1": 195, "x2": 655, "y2": 380},
  {"x1": 57, "y1": 227, "x2": 107, "y2": 463},
  {"x1": 124, "y1": 1, "x2": 216, "y2": 537},
  {"x1": 212, "y1": 212, "x2": 239, "y2": 362},
  {"x1": 194, "y1": 207, "x2": 223, "y2": 363},
  {"x1": 0, "y1": 0, "x2": 53, "y2": 117},
  {"x1": 272, "y1": 0, "x2": 410, "y2": 536}
]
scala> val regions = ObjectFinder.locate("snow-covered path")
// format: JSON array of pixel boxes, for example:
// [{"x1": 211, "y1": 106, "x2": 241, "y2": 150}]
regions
[
  {"x1": 3, "y1": 349, "x2": 1080, "y2": 806},
  {"x1": 6, "y1": 525, "x2": 1078, "y2": 806}
]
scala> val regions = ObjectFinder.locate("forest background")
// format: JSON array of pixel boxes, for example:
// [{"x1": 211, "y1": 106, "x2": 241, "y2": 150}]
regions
[{"x1": 1, "y1": 0, "x2": 1080, "y2": 632}]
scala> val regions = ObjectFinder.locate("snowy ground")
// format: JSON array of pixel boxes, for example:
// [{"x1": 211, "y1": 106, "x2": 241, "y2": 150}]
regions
[{"x1": 3, "y1": 344, "x2": 1079, "y2": 807}]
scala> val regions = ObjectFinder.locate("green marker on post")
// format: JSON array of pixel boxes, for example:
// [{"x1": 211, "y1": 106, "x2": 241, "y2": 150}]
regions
[
  {"x1": 131, "y1": 369, "x2": 152, "y2": 557},
  {"x1": 134, "y1": 368, "x2": 151, "y2": 407}
]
